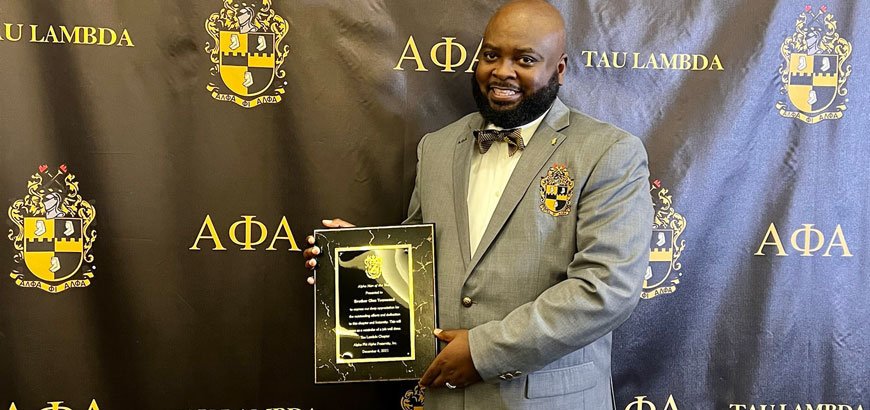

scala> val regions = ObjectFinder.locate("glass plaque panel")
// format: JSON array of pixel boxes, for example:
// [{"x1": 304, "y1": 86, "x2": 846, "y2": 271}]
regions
[{"x1": 313, "y1": 224, "x2": 436, "y2": 383}]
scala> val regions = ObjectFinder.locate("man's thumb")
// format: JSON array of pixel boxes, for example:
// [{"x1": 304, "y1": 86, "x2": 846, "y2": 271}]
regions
[
  {"x1": 434, "y1": 328, "x2": 455, "y2": 342},
  {"x1": 322, "y1": 218, "x2": 355, "y2": 228}
]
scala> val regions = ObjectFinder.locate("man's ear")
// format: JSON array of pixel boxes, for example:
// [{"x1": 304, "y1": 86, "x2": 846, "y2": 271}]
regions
[{"x1": 557, "y1": 53, "x2": 568, "y2": 84}]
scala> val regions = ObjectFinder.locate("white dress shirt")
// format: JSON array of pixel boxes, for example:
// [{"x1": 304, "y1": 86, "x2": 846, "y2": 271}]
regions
[{"x1": 467, "y1": 110, "x2": 549, "y2": 256}]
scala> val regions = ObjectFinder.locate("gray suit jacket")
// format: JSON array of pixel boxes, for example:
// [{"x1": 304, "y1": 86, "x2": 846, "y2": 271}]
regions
[{"x1": 405, "y1": 98, "x2": 652, "y2": 410}]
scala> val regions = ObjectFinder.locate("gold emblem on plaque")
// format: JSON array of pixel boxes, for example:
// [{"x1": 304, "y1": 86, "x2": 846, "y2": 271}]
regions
[{"x1": 364, "y1": 254, "x2": 383, "y2": 279}]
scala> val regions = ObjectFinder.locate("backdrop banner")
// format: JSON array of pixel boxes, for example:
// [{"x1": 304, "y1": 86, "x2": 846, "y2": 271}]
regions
[{"x1": 1, "y1": 0, "x2": 867, "y2": 409}]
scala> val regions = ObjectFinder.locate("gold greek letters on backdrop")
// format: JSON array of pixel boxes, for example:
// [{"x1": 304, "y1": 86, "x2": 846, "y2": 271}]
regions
[
  {"x1": 625, "y1": 395, "x2": 680, "y2": 410},
  {"x1": 41, "y1": 402, "x2": 73, "y2": 410},
  {"x1": 229, "y1": 216, "x2": 268, "y2": 251},
  {"x1": 190, "y1": 215, "x2": 301, "y2": 252},
  {"x1": 6, "y1": 401, "x2": 101, "y2": 410},
  {"x1": 394, "y1": 35, "x2": 427, "y2": 71},
  {"x1": 429, "y1": 37, "x2": 467, "y2": 72},
  {"x1": 754, "y1": 223, "x2": 852, "y2": 257},
  {"x1": 394, "y1": 35, "x2": 481, "y2": 73}
]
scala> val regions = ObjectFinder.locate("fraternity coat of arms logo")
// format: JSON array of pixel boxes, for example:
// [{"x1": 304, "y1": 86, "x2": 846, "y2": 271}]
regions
[
  {"x1": 401, "y1": 384, "x2": 425, "y2": 410},
  {"x1": 776, "y1": 5, "x2": 852, "y2": 123},
  {"x1": 643, "y1": 180, "x2": 686, "y2": 299},
  {"x1": 206, "y1": 0, "x2": 290, "y2": 108},
  {"x1": 539, "y1": 164, "x2": 575, "y2": 217},
  {"x1": 364, "y1": 254, "x2": 383, "y2": 279},
  {"x1": 7, "y1": 165, "x2": 96, "y2": 293}
]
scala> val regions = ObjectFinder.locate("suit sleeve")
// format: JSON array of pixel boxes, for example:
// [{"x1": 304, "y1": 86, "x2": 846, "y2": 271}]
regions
[
  {"x1": 467, "y1": 135, "x2": 654, "y2": 382},
  {"x1": 402, "y1": 133, "x2": 428, "y2": 225}
]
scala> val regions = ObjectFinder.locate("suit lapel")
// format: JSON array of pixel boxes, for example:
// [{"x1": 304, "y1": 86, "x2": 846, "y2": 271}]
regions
[
  {"x1": 463, "y1": 98, "x2": 572, "y2": 280},
  {"x1": 453, "y1": 114, "x2": 485, "y2": 268}
]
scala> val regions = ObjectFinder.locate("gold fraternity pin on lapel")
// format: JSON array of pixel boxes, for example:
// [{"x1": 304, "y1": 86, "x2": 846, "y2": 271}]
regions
[
  {"x1": 539, "y1": 164, "x2": 575, "y2": 216},
  {"x1": 551, "y1": 137, "x2": 557, "y2": 145}
]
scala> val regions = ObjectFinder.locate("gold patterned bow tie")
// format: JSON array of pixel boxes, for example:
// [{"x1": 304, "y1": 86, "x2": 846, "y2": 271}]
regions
[{"x1": 473, "y1": 128, "x2": 525, "y2": 157}]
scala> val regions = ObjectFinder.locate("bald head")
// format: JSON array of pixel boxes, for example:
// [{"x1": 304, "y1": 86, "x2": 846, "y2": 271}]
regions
[{"x1": 485, "y1": 0, "x2": 566, "y2": 56}]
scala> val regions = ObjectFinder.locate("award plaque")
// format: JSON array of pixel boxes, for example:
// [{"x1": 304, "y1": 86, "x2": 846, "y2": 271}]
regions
[{"x1": 313, "y1": 224, "x2": 436, "y2": 383}]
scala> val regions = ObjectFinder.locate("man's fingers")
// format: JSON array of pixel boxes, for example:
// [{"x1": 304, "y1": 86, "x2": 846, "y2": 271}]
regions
[
  {"x1": 302, "y1": 246, "x2": 320, "y2": 259},
  {"x1": 419, "y1": 362, "x2": 441, "y2": 387},
  {"x1": 303, "y1": 235, "x2": 319, "y2": 276},
  {"x1": 332, "y1": 218, "x2": 355, "y2": 227},
  {"x1": 322, "y1": 218, "x2": 356, "y2": 228},
  {"x1": 430, "y1": 373, "x2": 450, "y2": 389},
  {"x1": 305, "y1": 218, "x2": 353, "y2": 285},
  {"x1": 419, "y1": 367, "x2": 437, "y2": 387},
  {"x1": 434, "y1": 328, "x2": 455, "y2": 342}
]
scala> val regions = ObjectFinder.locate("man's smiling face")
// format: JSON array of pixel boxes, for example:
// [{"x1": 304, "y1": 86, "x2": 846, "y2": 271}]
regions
[{"x1": 473, "y1": 0, "x2": 567, "y2": 127}]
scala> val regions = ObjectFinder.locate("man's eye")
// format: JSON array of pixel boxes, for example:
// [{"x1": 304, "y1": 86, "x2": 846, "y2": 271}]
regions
[
  {"x1": 520, "y1": 56, "x2": 536, "y2": 64},
  {"x1": 482, "y1": 52, "x2": 498, "y2": 60}
]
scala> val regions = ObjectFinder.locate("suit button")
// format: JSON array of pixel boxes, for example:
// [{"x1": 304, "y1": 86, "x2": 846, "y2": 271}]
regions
[{"x1": 461, "y1": 296, "x2": 473, "y2": 307}]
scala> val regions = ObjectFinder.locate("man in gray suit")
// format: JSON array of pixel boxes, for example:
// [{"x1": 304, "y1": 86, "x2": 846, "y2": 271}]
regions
[{"x1": 305, "y1": 1, "x2": 652, "y2": 408}]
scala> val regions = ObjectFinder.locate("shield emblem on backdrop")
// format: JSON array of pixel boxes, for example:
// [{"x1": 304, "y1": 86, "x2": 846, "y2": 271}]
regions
[
  {"x1": 543, "y1": 183, "x2": 569, "y2": 214},
  {"x1": 645, "y1": 228, "x2": 674, "y2": 288},
  {"x1": 219, "y1": 31, "x2": 276, "y2": 97},
  {"x1": 787, "y1": 53, "x2": 838, "y2": 113},
  {"x1": 23, "y1": 217, "x2": 84, "y2": 282}
]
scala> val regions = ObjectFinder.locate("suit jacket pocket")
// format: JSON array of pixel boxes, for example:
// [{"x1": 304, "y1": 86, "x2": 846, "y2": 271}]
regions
[{"x1": 525, "y1": 361, "x2": 597, "y2": 399}]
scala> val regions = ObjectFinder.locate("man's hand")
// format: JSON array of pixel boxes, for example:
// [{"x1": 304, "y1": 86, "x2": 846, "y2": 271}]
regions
[
  {"x1": 303, "y1": 218, "x2": 355, "y2": 284},
  {"x1": 419, "y1": 329, "x2": 482, "y2": 389}
]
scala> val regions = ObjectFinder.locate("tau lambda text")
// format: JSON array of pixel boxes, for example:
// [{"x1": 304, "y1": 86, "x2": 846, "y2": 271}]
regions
[{"x1": 0, "y1": 22, "x2": 134, "y2": 46}]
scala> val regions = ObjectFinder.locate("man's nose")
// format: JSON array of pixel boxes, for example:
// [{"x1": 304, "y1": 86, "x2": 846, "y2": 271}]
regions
[{"x1": 492, "y1": 59, "x2": 516, "y2": 80}]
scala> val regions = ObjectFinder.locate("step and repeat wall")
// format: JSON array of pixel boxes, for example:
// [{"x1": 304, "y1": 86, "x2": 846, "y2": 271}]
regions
[{"x1": 1, "y1": 0, "x2": 867, "y2": 409}]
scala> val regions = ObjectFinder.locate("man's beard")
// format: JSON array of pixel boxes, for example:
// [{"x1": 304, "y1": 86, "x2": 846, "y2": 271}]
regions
[{"x1": 472, "y1": 70, "x2": 560, "y2": 129}]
